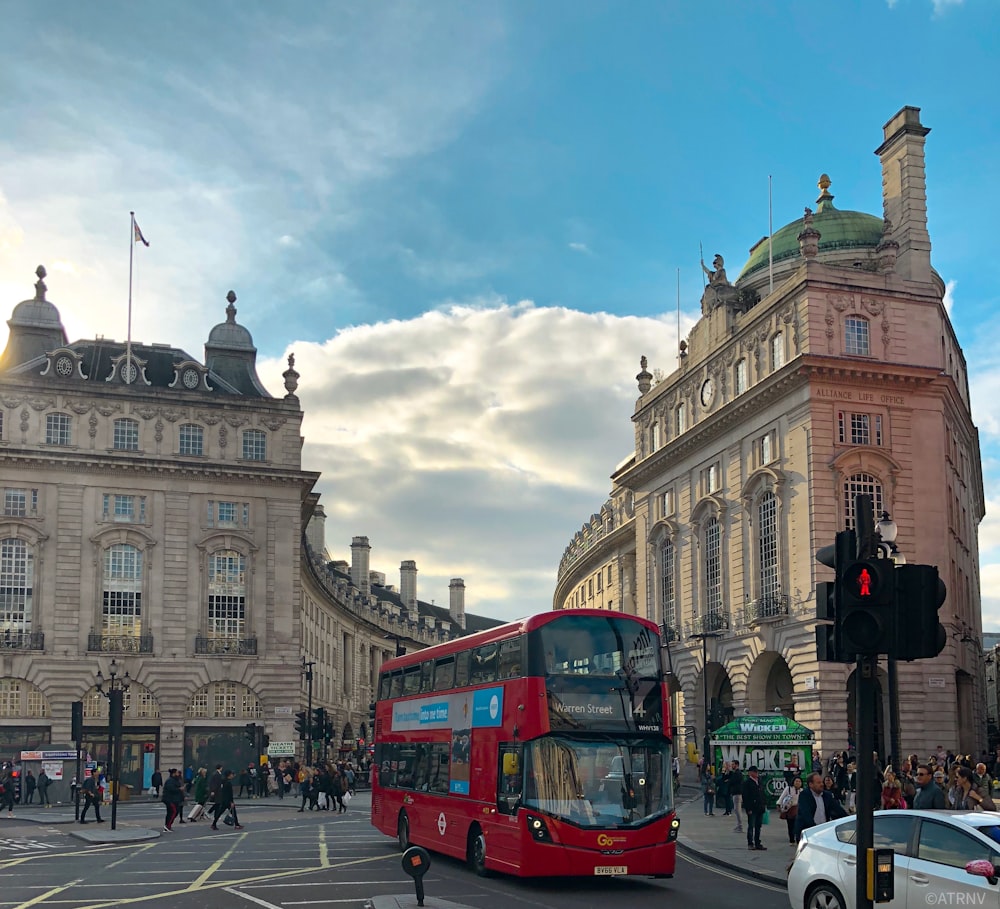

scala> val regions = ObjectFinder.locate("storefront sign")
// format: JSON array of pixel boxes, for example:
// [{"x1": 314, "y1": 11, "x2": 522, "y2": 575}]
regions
[{"x1": 266, "y1": 741, "x2": 296, "y2": 756}]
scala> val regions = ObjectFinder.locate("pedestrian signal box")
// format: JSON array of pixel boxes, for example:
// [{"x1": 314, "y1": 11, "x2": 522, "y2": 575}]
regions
[{"x1": 867, "y1": 847, "x2": 894, "y2": 902}]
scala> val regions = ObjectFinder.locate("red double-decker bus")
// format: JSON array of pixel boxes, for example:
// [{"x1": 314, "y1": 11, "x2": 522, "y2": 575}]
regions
[{"x1": 370, "y1": 609, "x2": 678, "y2": 878}]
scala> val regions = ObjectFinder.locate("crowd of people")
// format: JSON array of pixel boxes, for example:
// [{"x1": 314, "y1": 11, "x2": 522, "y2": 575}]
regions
[{"x1": 696, "y1": 745, "x2": 1000, "y2": 852}]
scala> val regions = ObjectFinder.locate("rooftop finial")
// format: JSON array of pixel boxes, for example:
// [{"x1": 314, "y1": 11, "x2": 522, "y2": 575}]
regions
[
  {"x1": 283, "y1": 351, "x2": 300, "y2": 397},
  {"x1": 816, "y1": 174, "x2": 836, "y2": 211},
  {"x1": 34, "y1": 265, "x2": 47, "y2": 300},
  {"x1": 225, "y1": 290, "x2": 237, "y2": 322}
]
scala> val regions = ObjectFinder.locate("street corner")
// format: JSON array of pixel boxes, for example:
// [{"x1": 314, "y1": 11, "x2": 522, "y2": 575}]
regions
[
  {"x1": 366, "y1": 899, "x2": 481, "y2": 909},
  {"x1": 68, "y1": 825, "x2": 161, "y2": 844}
]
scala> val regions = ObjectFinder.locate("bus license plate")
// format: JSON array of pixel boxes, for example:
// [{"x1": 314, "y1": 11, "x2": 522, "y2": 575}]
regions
[{"x1": 594, "y1": 866, "x2": 628, "y2": 876}]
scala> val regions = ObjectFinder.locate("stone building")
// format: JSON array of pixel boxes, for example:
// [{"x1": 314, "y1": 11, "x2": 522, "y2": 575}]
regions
[
  {"x1": 0, "y1": 269, "x2": 496, "y2": 792},
  {"x1": 554, "y1": 107, "x2": 985, "y2": 759}
]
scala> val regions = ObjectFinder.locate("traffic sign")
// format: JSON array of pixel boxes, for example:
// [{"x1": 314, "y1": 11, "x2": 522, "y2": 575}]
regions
[{"x1": 266, "y1": 741, "x2": 296, "y2": 756}]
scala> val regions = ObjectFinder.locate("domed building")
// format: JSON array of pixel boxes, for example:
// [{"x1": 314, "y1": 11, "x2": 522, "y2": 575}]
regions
[{"x1": 553, "y1": 107, "x2": 985, "y2": 761}]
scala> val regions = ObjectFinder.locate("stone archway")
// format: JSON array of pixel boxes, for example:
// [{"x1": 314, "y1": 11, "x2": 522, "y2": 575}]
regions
[{"x1": 745, "y1": 651, "x2": 795, "y2": 718}]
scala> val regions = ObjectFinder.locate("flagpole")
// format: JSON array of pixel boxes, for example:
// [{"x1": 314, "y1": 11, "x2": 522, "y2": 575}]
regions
[
  {"x1": 768, "y1": 176, "x2": 774, "y2": 296},
  {"x1": 128, "y1": 212, "x2": 134, "y2": 382},
  {"x1": 676, "y1": 267, "x2": 682, "y2": 368}
]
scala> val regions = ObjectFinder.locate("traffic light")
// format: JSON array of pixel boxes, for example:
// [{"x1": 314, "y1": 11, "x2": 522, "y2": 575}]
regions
[
  {"x1": 245, "y1": 722, "x2": 257, "y2": 747},
  {"x1": 294, "y1": 711, "x2": 308, "y2": 741},
  {"x1": 312, "y1": 707, "x2": 326, "y2": 740},
  {"x1": 839, "y1": 555, "x2": 896, "y2": 654},
  {"x1": 894, "y1": 564, "x2": 947, "y2": 660},
  {"x1": 369, "y1": 701, "x2": 376, "y2": 721},
  {"x1": 261, "y1": 734, "x2": 270, "y2": 749},
  {"x1": 815, "y1": 530, "x2": 854, "y2": 663},
  {"x1": 72, "y1": 700, "x2": 84, "y2": 742},
  {"x1": 324, "y1": 718, "x2": 335, "y2": 745}
]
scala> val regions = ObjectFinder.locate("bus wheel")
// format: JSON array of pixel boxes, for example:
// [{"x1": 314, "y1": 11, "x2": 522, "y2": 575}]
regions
[
  {"x1": 397, "y1": 811, "x2": 410, "y2": 851},
  {"x1": 467, "y1": 824, "x2": 489, "y2": 877}
]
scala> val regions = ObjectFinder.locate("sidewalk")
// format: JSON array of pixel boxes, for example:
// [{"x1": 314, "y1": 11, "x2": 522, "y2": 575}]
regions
[{"x1": 675, "y1": 786, "x2": 790, "y2": 886}]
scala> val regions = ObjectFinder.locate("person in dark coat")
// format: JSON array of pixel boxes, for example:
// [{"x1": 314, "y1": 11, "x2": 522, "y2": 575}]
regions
[
  {"x1": 161, "y1": 768, "x2": 185, "y2": 831},
  {"x1": 150, "y1": 768, "x2": 163, "y2": 798},
  {"x1": 24, "y1": 771, "x2": 36, "y2": 804},
  {"x1": 79, "y1": 773, "x2": 103, "y2": 823},
  {"x1": 211, "y1": 770, "x2": 242, "y2": 829},
  {"x1": 912, "y1": 763, "x2": 946, "y2": 809},
  {"x1": 741, "y1": 766, "x2": 768, "y2": 851},
  {"x1": 795, "y1": 772, "x2": 846, "y2": 840}
]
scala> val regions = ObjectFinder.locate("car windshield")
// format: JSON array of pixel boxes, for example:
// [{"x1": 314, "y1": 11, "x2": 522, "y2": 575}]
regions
[{"x1": 521, "y1": 736, "x2": 672, "y2": 828}]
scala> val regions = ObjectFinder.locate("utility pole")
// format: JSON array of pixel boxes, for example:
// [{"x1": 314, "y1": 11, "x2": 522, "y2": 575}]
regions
[
  {"x1": 302, "y1": 658, "x2": 315, "y2": 763},
  {"x1": 854, "y1": 494, "x2": 876, "y2": 909}
]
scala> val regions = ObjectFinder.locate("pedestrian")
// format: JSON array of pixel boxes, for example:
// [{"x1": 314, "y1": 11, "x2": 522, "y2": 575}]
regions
[
  {"x1": 954, "y1": 767, "x2": 995, "y2": 811},
  {"x1": 345, "y1": 764, "x2": 356, "y2": 797},
  {"x1": 211, "y1": 770, "x2": 242, "y2": 830},
  {"x1": 778, "y1": 777, "x2": 802, "y2": 844},
  {"x1": 880, "y1": 771, "x2": 904, "y2": 809},
  {"x1": 0, "y1": 768, "x2": 15, "y2": 817},
  {"x1": 189, "y1": 767, "x2": 209, "y2": 821},
  {"x1": 727, "y1": 760, "x2": 744, "y2": 832},
  {"x1": 297, "y1": 767, "x2": 311, "y2": 812},
  {"x1": 184, "y1": 765, "x2": 195, "y2": 794},
  {"x1": 162, "y1": 768, "x2": 185, "y2": 831},
  {"x1": 209, "y1": 764, "x2": 223, "y2": 805},
  {"x1": 912, "y1": 764, "x2": 946, "y2": 809},
  {"x1": 36, "y1": 769, "x2": 51, "y2": 806},
  {"x1": 794, "y1": 772, "x2": 845, "y2": 842},
  {"x1": 716, "y1": 765, "x2": 731, "y2": 816},
  {"x1": 70, "y1": 776, "x2": 78, "y2": 805},
  {"x1": 238, "y1": 766, "x2": 251, "y2": 799},
  {"x1": 700, "y1": 765, "x2": 716, "y2": 816},
  {"x1": 79, "y1": 773, "x2": 103, "y2": 823},
  {"x1": 741, "y1": 765, "x2": 768, "y2": 851},
  {"x1": 151, "y1": 768, "x2": 163, "y2": 798},
  {"x1": 24, "y1": 770, "x2": 36, "y2": 804}
]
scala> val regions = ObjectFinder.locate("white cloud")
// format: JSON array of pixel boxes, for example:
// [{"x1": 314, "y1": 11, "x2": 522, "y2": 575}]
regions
[
  {"x1": 932, "y1": 0, "x2": 963, "y2": 14},
  {"x1": 943, "y1": 279, "x2": 956, "y2": 316},
  {"x1": 568, "y1": 242, "x2": 592, "y2": 255},
  {"x1": 258, "y1": 301, "x2": 678, "y2": 621}
]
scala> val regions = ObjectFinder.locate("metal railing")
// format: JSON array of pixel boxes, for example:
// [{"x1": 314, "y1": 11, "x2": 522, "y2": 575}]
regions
[
  {"x1": 690, "y1": 611, "x2": 730, "y2": 635},
  {"x1": 744, "y1": 593, "x2": 790, "y2": 625},
  {"x1": 0, "y1": 630, "x2": 44, "y2": 650},
  {"x1": 87, "y1": 633, "x2": 154, "y2": 653},
  {"x1": 194, "y1": 635, "x2": 258, "y2": 656}
]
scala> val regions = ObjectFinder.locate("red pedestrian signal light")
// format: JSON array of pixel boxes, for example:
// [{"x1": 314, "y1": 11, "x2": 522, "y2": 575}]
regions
[{"x1": 838, "y1": 558, "x2": 895, "y2": 654}]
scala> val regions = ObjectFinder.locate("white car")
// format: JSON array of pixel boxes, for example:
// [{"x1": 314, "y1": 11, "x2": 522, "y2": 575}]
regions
[{"x1": 788, "y1": 809, "x2": 1000, "y2": 909}]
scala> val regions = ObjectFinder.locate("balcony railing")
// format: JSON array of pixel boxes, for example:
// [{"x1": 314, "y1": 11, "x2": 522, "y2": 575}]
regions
[
  {"x1": 1, "y1": 630, "x2": 44, "y2": 650},
  {"x1": 195, "y1": 635, "x2": 258, "y2": 656},
  {"x1": 87, "y1": 633, "x2": 153, "y2": 653},
  {"x1": 744, "y1": 594, "x2": 790, "y2": 625},
  {"x1": 690, "y1": 611, "x2": 730, "y2": 636},
  {"x1": 660, "y1": 623, "x2": 680, "y2": 644}
]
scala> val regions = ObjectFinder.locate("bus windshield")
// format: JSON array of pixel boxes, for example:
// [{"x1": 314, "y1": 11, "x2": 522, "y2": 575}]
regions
[
  {"x1": 521, "y1": 736, "x2": 672, "y2": 828},
  {"x1": 532, "y1": 614, "x2": 660, "y2": 678}
]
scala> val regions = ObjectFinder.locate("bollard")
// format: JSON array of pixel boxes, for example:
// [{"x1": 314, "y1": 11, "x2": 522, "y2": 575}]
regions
[{"x1": 401, "y1": 845, "x2": 431, "y2": 907}]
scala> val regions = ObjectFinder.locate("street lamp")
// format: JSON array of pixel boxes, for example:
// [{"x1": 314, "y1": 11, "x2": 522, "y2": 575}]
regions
[
  {"x1": 689, "y1": 629, "x2": 723, "y2": 765},
  {"x1": 95, "y1": 658, "x2": 130, "y2": 831},
  {"x1": 875, "y1": 511, "x2": 903, "y2": 768}
]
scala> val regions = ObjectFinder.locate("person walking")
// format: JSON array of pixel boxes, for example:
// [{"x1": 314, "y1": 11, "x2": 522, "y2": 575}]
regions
[
  {"x1": 79, "y1": 773, "x2": 103, "y2": 823},
  {"x1": 211, "y1": 770, "x2": 242, "y2": 830},
  {"x1": 238, "y1": 766, "x2": 251, "y2": 799},
  {"x1": 24, "y1": 770, "x2": 36, "y2": 804},
  {"x1": 189, "y1": 767, "x2": 209, "y2": 821},
  {"x1": 0, "y1": 768, "x2": 15, "y2": 817},
  {"x1": 778, "y1": 777, "x2": 803, "y2": 844},
  {"x1": 700, "y1": 765, "x2": 716, "y2": 816},
  {"x1": 741, "y1": 765, "x2": 768, "y2": 851},
  {"x1": 297, "y1": 767, "x2": 311, "y2": 812},
  {"x1": 162, "y1": 768, "x2": 185, "y2": 831},
  {"x1": 150, "y1": 768, "x2": 163, "y2": 798},
  {"x1": 794, "y1": 772, "x2": 846, "y2": 841}
]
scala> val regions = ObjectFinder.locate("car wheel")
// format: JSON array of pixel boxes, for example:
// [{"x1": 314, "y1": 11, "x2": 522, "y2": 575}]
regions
[
  {"x1": 467, "y1": 824, "x2": 489, "y2": 877},
  {"x1": 805, "y1": 882, "x2": 846, "y2": 909},
  {"x1": 397, "y1": 811, "x2": 410, "y2": 851}
]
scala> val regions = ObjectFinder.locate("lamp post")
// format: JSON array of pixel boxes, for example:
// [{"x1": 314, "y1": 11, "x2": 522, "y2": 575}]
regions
[
  {"x1": 302, "y1": 658, "x2": 315, "y2": 763},
  {"x1": 689, "y1": 629, "x2": 723, "y2": 764},
  {"x1": 95, "y1": 658, "x2": 130, "y2": 831},
  {"x1": 876, "y1": 511, "x2": 903, "y2": 768}
]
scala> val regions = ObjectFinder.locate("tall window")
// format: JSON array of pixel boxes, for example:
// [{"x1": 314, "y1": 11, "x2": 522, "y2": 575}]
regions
[
  {"x1": 676, "y1": 402, "x2": 687, "y2": 435},
  {"x1": 735, "y1": 358, "x2": 748, "y2": 395},
  {"x1": 660, "y1": 538, "x2": 676, "y2": 632},
  {"x1": 45, "y1": 413, "x2": 72, "y2": 446},
  {"x1": 0, "y1": 538, "x2": 33, "y2": 634},
  {"x1": 759, "y1": 432, "x2": 773, "y2": 465},
  {"x1": 845, "y1": 317, "x2": 870, "y2": 356},
  {"x1": 843, "y1": 473, "x2": 884, "y2": 526},
  {"x1": 704, "y1": 517, "x2": 722, "y2": 617},
  {"x1": 757, "y1": 492, "x2": 779, "y2": 601},
  {"x1": 649, "y1": 422, "x2": 660, "y2": 453},
  {"x1": 3, "y1": 489, "x2": 26, "y2": 517},
  {"x1": 208, "y1": 550, "x2": 246, "y2": 639},
  {"x1": 179, "y1": 424, "x2": 204, "y2": 456},
  {"x1": 102, "y1": 544, "x2": 143, "y2": 637},
  {"x1": 242, "y1": 429, "x2": 266, "y2": 461},
  {"x1": 771, "y1": 333, "x2": 785, "y2": 371},
  {"x1": 113, "y1": 418, "x2": 139, "y2": 451}
]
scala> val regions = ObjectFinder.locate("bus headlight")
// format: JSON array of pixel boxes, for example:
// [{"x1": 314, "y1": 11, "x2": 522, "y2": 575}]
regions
[
  {"x1": 524, "y1": 813, "x2": 553, "y2": 843},
  {"x1": 666, "y1": 817, "x2": 680, "y2": 843}
]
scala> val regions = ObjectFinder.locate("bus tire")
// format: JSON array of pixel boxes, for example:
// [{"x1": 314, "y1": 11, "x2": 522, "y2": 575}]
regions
[
  {"x1": 467, "y1": 824, "x2": 489, "y2": 877},
  {"x1": 397, "y1": 811, "x2": 410, "y2": 851}
]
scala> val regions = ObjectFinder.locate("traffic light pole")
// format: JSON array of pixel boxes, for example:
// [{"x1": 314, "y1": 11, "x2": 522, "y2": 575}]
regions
[
  {"x1": 854, "y1": 495, "x2": 876, "y2": 909},
  {"x1": 302, "y1": 659, "x2": 315, "y2": 763},
  {"x1": 887, "y1": 657, "x2": 901, "y2": 771}
]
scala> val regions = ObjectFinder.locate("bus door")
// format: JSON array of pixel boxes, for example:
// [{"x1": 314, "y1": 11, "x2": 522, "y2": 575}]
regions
[{"x1": 490, "y1": 743, "x2": 524, "y2": 869}]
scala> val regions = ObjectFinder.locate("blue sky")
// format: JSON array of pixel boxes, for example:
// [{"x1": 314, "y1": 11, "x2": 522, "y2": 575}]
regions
[{"x1": 2, "y1": 0, "x2": 998, "y2": 625}]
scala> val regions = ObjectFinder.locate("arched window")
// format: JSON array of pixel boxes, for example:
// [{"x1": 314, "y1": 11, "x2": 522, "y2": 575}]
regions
[
  {"x1": 0, "y1": 538, "x2": 34, "y2": 642},
  {"x1": 179, "y1": 423, "x2": 204, "y2": 456},
  {"x1": 843, "y1": 473, "x2": 883, "y2": 525},
  {"x1": 113, "y1": 418, "x2": 140, "y2": 451},
  {"x1": 757, "y1": 492, "x2": 779, "y2": 603},
  {"x1": 103, "y1": 543, "x2": 143, "y2": 638},
  {"x1": 208, "y1": 549, "x2": 246, "y2": 641},
  {"x1": 845, "y1": 316, "x2": 870, "y2": 356},
  {"x1": 771, "y1": 332, "x2": 785, "y2": 371},
  {"x1": 660, "y1": 538, "x2": 676, "y2": 636},
  {"x1": 704, "y1": 517, "x2": 722, "y2": 618}
]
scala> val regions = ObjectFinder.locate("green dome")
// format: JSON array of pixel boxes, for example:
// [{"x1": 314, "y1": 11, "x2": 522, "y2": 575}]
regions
[{"x1": 738, "y1": 177, "x2": 884, "y2": 281}]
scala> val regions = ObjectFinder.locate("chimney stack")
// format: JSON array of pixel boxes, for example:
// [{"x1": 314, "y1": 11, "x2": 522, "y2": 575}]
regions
[
  {"x1": 875, "y1": 106, "x2": 932, "y2": 284},
  {"x1": 449, "y1": 578, "x2": 466, "y2": 631},
  {"x1": 305, "y1": 504, "x2": 327, "y2": 556},
  {"x1": 350, "y1": 536, "x2": 371, "y2": 596},
  {"x1": 400, "y1": 560, "x2": 418, "y2": 621}
]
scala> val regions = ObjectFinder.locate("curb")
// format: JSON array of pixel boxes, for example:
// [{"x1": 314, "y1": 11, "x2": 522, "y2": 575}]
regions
[{"x1": 676, "y1": 841, "x2": 788, "y2": 888}]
